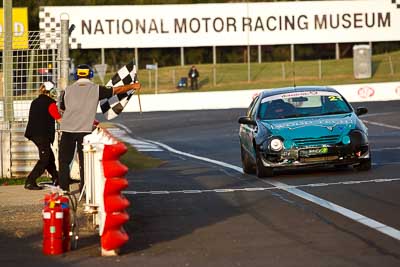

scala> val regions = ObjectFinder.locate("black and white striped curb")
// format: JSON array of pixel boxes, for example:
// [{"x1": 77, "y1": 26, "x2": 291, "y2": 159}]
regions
[{"x1": 107, "y1": 127, "x2": 163, "y2": 152}]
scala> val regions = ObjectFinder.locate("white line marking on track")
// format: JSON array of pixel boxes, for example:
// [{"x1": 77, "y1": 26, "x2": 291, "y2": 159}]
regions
[
  {"x1": 107, "y1": 126, "x2": 163, "y2": 152},
  {"x1": 372, "y1": 146, "x2": 400, "y2": 152},
  {"x1": 362, "y1": 112, "x2": 397, "y2": 118},
  {"x1": 124, "y1": 178, "x2": 400, "y2": 195},
  {"x1": 132, "y1": 138, "x2": 400, "y2": 241},
  {"x1": 363, "y1": 120, "x2": 400, "y2": 130},
  {"x1": 265, "y1": 179, "x2": 400, "y2": 241},
  {"x1": 113, "y1": 123, "x2": 133, "y2": 134}
]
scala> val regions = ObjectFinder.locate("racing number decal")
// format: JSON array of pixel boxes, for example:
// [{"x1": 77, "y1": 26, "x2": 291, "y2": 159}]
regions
[{"x1": 328, "y1": 96, "x2": 339, "y2": 101}]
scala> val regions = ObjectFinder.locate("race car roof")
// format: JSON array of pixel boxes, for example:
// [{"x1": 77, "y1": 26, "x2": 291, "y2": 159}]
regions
[{"x1": 260, "y1": 86, "x2": 338, "y2": 98}]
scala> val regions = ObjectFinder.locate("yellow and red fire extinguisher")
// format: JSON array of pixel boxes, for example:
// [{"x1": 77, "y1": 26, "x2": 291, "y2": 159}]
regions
[{"x1": 42, "y1": 193, "x2": 71, "y2": 255}]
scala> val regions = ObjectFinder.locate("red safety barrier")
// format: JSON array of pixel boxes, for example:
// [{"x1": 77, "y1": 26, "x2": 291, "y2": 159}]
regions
[{"x1": 100, "y1": 142, "x2": 130, "y2": 255}]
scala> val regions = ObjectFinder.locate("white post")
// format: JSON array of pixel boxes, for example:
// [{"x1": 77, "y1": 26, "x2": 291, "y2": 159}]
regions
[
  {"x1": 335, "y1": 43, "x2": 340, "y2": 60},
  {"x1": 180, "y1": 47, "x2": 185, "y2": 67},
  {"x1": 135, "y1": 48, "x2": 139, "y2": 68},
  {"x1": 290, "y1": 44, "x2": 295, "y2": 63},
  {"x1": 59, "y1": 14, "x2": 70, "y2": 91},
  {"x1": 101, "y1": 48, "x2": 105, "y2": 64},
  {"x1": 3, "y1": 0, "x2": 13, "y2": 121}
]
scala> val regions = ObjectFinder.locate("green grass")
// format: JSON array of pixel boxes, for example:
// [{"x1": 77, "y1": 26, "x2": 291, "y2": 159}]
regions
[
  {"x1": 0, "y1": 176, "x2": 52, "y2": 186},
  {"x1": 101, "y1": 122, "x2": 164, "y2": 171},
  {"x1": 93, "y1": 50, "x2": 400, "y2": 94},
  {"x1": 120, "y1": 146, "x2": 164, "y2": 171}
]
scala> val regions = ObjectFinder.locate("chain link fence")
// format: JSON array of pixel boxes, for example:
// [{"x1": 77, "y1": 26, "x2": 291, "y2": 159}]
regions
[
  {"x1": 0, "y1": 31, "x2": 59, "y2": 178},
  {"x1": 1, "y1": 31, "x2": 59, "y2": 127}
]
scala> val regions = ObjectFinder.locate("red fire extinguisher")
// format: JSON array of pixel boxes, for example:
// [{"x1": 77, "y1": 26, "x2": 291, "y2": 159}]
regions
[
  {"x1": 43, "y1": 194, "x2": 71, "y2": 255},
  {"x1": 42, "y1": 199, "x2": 64, "y2": 255}
]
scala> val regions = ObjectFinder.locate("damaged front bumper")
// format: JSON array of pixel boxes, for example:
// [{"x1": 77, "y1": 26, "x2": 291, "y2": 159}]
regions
[{"x1": 259, "y1": 144, "x2": 370, "y2": 168}]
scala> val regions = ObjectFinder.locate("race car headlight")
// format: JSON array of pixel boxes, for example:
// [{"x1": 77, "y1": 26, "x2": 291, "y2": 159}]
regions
[{"x1": 270, "y1": 138, "x2": 283, "y2": 151}]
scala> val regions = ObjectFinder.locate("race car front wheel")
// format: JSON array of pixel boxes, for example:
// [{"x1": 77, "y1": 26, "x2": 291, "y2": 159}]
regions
[
  {"x1": 256, "y1": 152, "x2": 274, "y2": 178},
  {"x1": 354, "y1": 158, "x2": 372, "y2": 171},
  {"x1": 241, "y1": 146, "x2": 255, "y2": 174}
]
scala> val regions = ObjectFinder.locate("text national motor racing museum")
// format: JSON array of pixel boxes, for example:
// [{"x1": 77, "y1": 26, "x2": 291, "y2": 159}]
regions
[
  {"x1": 40, "y1": 0, "x2": 400, "y2": 49},
  {"x1": 80, "y1": 12, "x2": 391, "y2": 36}
]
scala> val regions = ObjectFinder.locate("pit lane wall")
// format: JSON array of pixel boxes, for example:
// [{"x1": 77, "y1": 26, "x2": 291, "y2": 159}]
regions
[{"x1": 123, "y1": 81, "x2": 400, "y2": 113}]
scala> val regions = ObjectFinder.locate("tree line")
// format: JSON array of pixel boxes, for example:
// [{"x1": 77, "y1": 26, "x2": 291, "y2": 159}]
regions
[{"x1": 9, "y1": 0, "x2": 400, "y2": 71}]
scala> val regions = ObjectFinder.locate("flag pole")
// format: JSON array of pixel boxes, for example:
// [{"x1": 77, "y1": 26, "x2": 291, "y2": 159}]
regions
[{"x1": 137, "y1": 86, "x2": 142, "y2": 114}]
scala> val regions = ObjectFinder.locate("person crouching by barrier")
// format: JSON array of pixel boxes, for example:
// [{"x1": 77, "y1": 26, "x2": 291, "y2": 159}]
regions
[
  {"x1": 24, "y1": 81, "x2": 61, "y2": 190},
  {"x1": 58, "y1": 64, "x2": 141, "y2": 193}
]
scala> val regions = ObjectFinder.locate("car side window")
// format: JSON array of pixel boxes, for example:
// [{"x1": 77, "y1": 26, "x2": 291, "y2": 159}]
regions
[{"x1": 247, "y1": 95, "x2": 259, "y2": 118}]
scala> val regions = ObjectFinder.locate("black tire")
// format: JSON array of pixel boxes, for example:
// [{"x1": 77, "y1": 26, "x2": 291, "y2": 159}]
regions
[
  {"x1": 241, "y1": 146, "x2": 255, "y2": 174},
  {"x1": 354, "y1": 158, "x2": 372, "y2": 171},
  {"x1": 256, "y1": 153, "x2": 273, "y2": 178}
]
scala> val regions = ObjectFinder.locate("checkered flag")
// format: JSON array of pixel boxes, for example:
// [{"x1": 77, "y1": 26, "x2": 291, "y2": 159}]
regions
[{"x1": 100, "y1": 61, "x2": 138, "y2": 120}]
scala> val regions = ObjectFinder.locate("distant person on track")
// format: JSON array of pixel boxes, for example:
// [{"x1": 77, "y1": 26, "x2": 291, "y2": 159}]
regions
[
  {"x1": 188, "y1": 65, "x2": 199, "y2": 90},
  {"x1": 24, "y1": 81, "x2": 61, "y2": 190}
]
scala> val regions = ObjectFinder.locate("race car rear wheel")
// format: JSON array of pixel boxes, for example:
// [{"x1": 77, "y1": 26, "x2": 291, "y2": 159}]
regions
[
  {"x1": 256, "y1": 153, "x2": 273, "y2": 178},
  {"x1": 241, "y1": 146, "x2": 255, "y2": 174}
]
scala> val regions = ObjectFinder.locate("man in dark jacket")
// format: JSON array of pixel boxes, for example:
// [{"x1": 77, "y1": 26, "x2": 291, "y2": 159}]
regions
[
  {"x1": 24, "y1": 81, "x2": 61, "y2": 190},
  {"x1": 188, "y1": 65, "x2": 199, "y2": 90}
]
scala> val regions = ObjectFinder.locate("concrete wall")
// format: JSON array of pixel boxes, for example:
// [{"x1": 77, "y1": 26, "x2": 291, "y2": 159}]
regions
[{"x1": 120, "y1": 81, "x2": 400, "y2": 113}]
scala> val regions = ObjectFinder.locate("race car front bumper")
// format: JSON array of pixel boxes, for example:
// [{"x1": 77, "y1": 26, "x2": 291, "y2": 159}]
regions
[{"x1": 259, "y1": 144, "x2": 370, "y2": 168}]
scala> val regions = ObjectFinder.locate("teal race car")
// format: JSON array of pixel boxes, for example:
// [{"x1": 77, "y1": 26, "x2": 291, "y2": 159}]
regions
[{"x1": 238, "y1": 86, "x2": 371, "y2": 177}]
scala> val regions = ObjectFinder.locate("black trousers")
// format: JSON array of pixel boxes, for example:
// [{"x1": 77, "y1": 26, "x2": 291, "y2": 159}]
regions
[
  {"x1": 58, "y1": 132, "x2": 88, "y2": 191},
  {"x1": 190, "y1": 78, "x2": 198, "y2": 90},
  {"x1": 27, "y1": 136, "x2": 58, "y2": 185}
]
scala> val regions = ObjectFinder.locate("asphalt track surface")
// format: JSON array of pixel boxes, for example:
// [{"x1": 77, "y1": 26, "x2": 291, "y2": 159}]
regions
[
  {"x1": 2, "y1": 101, "x2": 400, "y2": 267},
  {"x1": 97, "y1": 100, "x2": 400, "y2": 267}
]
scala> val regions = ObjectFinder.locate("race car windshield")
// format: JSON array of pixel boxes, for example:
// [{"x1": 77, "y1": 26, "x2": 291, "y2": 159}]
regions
[{"x1": 258, "y1": 91, "x2": 352, "y2": 120}]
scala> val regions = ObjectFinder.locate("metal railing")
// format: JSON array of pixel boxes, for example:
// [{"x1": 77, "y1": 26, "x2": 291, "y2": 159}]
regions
[{"x1": 82, "y1": 127, "x2": 115, "y2": 226}]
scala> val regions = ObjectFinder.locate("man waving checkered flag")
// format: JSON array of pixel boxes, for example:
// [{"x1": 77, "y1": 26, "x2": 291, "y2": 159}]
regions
[{"x1": 100, "y1": 61, "x2": 141, "y2": 120}]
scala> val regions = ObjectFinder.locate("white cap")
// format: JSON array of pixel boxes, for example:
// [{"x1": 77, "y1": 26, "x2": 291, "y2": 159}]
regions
[{"x1": 43, "y1": 81, "x2": 55, "y2": 91}]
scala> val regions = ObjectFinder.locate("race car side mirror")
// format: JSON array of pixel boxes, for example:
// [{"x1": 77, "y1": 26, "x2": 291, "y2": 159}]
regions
[
  {"x1": 238, "y1": 116, "x2": 257, "y2": 126},
  {"x1": 355, "y1": 107, "x2": 368, "y2": 116}
]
